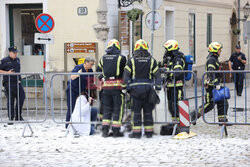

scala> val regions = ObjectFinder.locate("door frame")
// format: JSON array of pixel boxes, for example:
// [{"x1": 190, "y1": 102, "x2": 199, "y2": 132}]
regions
[{"x1": 0, "y1": 0, "x2": 48, "y2": 62}]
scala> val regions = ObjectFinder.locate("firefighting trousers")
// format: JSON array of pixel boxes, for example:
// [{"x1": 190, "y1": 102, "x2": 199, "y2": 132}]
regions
[
  {"x1": 131, "y1": 90, "x2": 154, "y2": 134},
  {"x1": 198, "y1": 86, "x2": 228, "y2": 117},
  {"x1": 167, "y1": 86, "x2": 184, "y2": 120},
  {"x1": 101, "y1": 89, "x2": 124, "y2": 128}
]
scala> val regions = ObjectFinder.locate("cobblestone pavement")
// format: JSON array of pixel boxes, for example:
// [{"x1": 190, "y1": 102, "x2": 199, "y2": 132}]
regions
[
  {"x1": 0, "y1": 119, "x2": 249, "y2": 167},
  {"x1": 0, "y1": 83, "x2": 250, "y2": 166}
]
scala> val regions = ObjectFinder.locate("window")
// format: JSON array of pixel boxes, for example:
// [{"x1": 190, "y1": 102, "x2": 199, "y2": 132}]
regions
[
  {"x1": 189, "y1": 13, "x2": 196, "y2": 63},
  {"x1": 207, "y1": 14, "x2": 212, "y2": 47}
]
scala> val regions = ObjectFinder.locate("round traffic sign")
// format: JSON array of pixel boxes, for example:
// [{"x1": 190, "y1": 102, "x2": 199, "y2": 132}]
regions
[
  {"x1": 35, "y1": 13, "x2": 55, "y2": 33},
  {"x1": 145, "y1": 11, "x2": 162, "y2": 30},
  {"x1": 147, "y1": 0, "x2": 163, "y2": 10}
]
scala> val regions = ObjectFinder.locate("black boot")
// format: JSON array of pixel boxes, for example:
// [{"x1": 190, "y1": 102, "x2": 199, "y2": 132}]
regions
[
  {"x1": 145, "y1": 132, "x2": 153, "y2": 138},
  {"x1": 218, "y1": 117, "x2": 232, "y2": 126},
  {"x1": 190, "y1": 110, "x2": 201, "y2": 125},
  {"x1": 7, "y1": 118, "x2": 14, "y2": 125},
  {"x1": 102, "y1": 125, "x2": 110, "y2": 138},
  {"x1": 112, "y1": 127, "x2": 124, "y2": 137},
  {"x1": 15, "y1": 116, "x2": 24, "y2": 121},
  {"x1": 129, "y1": 132, "x2": 141, "y2": 139}
]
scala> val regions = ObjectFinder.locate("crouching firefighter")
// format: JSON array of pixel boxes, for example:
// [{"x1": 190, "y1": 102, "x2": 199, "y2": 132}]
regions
[
  {"x1": 163, "y1": 40, "x2": 185, "y2": 123},
  {"x1": 190, "y1": 42, "x2": 229, "y2": 124},
  {"x1": 123, "y1": 39, "x2": 161, "y2": 139},
  {"x1": 97, "y1": 39, "x2": 127, "y2": 137}
]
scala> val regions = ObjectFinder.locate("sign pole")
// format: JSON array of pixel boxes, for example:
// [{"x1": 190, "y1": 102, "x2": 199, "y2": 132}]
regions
[
  {"x1": 248, "y1": 39, "x2": 250, "y2": 86},
  {"x1": 43, "y1": 44, "x2": 46, "y2": 103},
  {"x1": 151, "y1": 0, "x2": 156, "y2": 56}
]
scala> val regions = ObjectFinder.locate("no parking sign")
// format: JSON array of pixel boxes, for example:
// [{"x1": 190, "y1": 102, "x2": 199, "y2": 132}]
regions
[{"x1": 35, "y1": 13, "x2": 55, "y2": 33}]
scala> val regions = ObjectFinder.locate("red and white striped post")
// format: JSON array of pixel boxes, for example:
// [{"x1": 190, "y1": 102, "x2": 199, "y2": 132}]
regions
[{"x1": 178, "y1": 100, "x2": 190, "y2": 133}]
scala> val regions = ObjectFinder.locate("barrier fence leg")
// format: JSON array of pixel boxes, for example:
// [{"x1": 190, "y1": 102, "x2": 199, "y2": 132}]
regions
[
  {"x1": 172, "y1": 123, "x2": 178, "y2": 137},
  {"x1": 22, "y1": 123, "x2": 34, "y2": 137},
  {"x1": 220, "y1": 125, "x2": 228, "y2": 139},
  {"x1": 65, "y1": 124, "x2": 79, "y2": 137}
]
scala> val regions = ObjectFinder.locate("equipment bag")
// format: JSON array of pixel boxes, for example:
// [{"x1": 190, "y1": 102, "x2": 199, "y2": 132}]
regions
[
  {"x1": 212, "y1": 86, "x2": 230, "y2": 102},
  {"x1": 160, "y1": 123, "x2": 180, "y2": 135},
  {"x1": 148, "y1": 89, "x2": 160, "y2": 105},
  {"x1": 184, "y1": 55, "x2": 194, "y2": 81}
]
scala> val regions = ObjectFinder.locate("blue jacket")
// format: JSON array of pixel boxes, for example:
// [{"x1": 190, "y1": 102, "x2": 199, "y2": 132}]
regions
[
  {"x1": 66, "y1": 64, "x2": 93, "y2": 94},
  {"x1": 0, "y1": 56, "x2": 21, "y2": 86}
]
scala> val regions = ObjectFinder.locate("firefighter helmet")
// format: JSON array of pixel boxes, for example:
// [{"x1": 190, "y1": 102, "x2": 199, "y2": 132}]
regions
[
  {"x1": 107, "y1": 39, "x2": 120, "y2": 50},
  {"x1": 134, "y1": 39, "x2": 149, "y2": 51},
  {"x1": 164, "y1": 40, "x2": 179, "y2": 51},
  {"x1": 208, "y1": 42, "x2": 223, "y2": 53}
]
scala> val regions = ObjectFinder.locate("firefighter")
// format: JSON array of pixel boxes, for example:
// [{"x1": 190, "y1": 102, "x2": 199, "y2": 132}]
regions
[
  {"x1": 97, "y1": 39, "x2": 126, "y2": 137},
  {"x1": 123, "y1": 39, "x2": 161, "y2": 139},
  {"x1": 191, "y1": 42, "x2": 229, "y2": 124},
  {"x1": 163, "y1": 40, "x2": 185, "y2": 122}
]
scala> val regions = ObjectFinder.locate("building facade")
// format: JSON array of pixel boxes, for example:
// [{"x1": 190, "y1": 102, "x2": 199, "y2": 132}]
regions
[
  {"x1": 123, "y1": 0, "x2": 248, "y2": 82},
  {"x1": 0, "y1": 0, "x2": 114, "y2": 74},
  {"x1": 0, "y1": 0, "x2": 249, "y2": 79}
]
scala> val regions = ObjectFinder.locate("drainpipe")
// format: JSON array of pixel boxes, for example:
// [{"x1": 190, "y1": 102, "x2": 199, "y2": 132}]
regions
[{"x1": 238, "y1": 0, "x2": 241, "y2": 43}]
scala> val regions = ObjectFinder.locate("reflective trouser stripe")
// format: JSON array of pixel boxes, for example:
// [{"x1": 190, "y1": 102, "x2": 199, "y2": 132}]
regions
[
  {"x1": 144, "y1": 126, "x2": 153, "y2": 132},
  {"x1": 118, "y1": 93, "x2": 124, "y2": 124},
  {"x1": 112, "y1": 121, "x2": 121, "y2": 127},
  {"x1": 102, "y1": 119, "x2": 111, "y2": 125},
  {"x1": 218, "y1": 115, "x2": 227, "y2": 118},
  {"x1": 178, "y1": 90, "x2": 182, "y2": 100},
  {"x1": 131, "y1": 99, "x2": 134, "y2": 126},
  {"x1": 172, "y1": 117, "x2": 180, "y2": 121},
  {"x1": 111, "y1": 93, "x2": 124, "y2": 128},
  {"x1": 132, "y1": 126, "x2": 142, "y2": 132},
  {"x1": 199, "y1": 103, "x2": 210, "y2": 114}
]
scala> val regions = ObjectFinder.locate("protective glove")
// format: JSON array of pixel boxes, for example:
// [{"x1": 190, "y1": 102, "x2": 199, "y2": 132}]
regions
[
  {"x1": 216, "y1": 84, "x2": 221, "y2": 90},
  {"x1": 122, "y1": 89, "x2": 127, "y2": 94}
]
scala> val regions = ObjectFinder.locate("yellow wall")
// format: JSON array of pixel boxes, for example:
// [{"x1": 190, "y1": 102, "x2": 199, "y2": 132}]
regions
[
  {"x1": 47, "y1": 0, "x2": 104, "y2": 72},
  {"x1": 142, "y1": 0, "x2": 233, "y2": 65}
]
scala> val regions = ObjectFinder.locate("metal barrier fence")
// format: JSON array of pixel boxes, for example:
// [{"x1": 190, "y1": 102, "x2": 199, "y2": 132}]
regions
[
  {"x1": 0, "y1": 73, "x2": 48, "y2": 137},
  {"x1": 201, "y1": 70, "x2": 250, "y2": 138},
  {"x1": 50, "y1": 72, "x2": 102, "y2": 136},
  {"x1": 50, "y1": 71, "x2": 198, "y2": 136},
  {"x1": 159, "y1": 70, "x2": 198, "y2": 135}
]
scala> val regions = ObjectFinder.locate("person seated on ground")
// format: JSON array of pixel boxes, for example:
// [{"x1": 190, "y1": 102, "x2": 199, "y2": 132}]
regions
[{"x1": 71, "y1": 92, "x2": 97, "y2": 135}]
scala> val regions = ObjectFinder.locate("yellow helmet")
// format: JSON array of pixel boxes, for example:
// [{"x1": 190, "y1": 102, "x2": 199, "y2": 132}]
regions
[
  {"x1": 208, "y1": 42, "x2": 223, "y2": 53},
  {"x1": 78, "y1": 58, "x2": 85, "y2": 65},
  {"x1": 134, "y1": 39, "x2": 149, "y2": 51},
  {"x1": 107, "y1": 39, "x2": 120, "y2": 50},
  {"x1": 164, "y1": 40, "x2": 179, "y2": 51}
]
